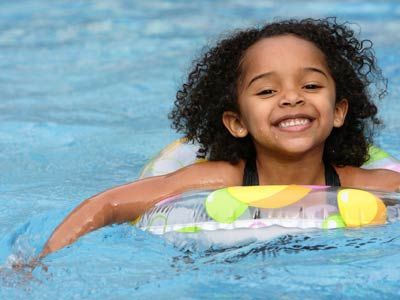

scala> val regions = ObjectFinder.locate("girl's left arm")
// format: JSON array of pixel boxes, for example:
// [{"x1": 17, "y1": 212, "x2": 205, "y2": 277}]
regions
[{"x1": 338, "y1": 167, "x2": 400, "y2": 192}]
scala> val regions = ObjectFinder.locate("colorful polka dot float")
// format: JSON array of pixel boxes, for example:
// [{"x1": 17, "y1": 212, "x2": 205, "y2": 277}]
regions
[
  {"x1": 137, "y1": 185, "x2": 393, "y2": 236},
  {"x1": 136, "y1": 139, "x2": 397, "y2": 238},
  {"x1": 206, "y1": 185, "x2": 387, "y2": 228}
]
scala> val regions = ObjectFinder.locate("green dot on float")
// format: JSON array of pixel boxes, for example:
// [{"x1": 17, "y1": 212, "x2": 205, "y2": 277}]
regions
[
  {"x1": 322, "y1": 214, "x2": 346, "y2": 229},
  {"x1": 176, "y1": 226, "x2": 202, "y2": 233},
  {"x1": 205, "y1": 188, "x2": 248, "y2": 223}
]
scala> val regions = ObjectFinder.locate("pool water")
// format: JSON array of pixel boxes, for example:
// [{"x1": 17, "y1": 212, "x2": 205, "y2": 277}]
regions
[{"x1": 1, "y1": 0, "x2": 400, "y2": 299}]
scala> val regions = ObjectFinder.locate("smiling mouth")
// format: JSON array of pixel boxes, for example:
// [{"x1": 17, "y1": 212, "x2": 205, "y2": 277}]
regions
[
  {"x1": 278, "y1": 118, "x2": 311, "y2": 128},
  {"x1": 272, "y1": 114, "x2": 315, "y2": 132}
]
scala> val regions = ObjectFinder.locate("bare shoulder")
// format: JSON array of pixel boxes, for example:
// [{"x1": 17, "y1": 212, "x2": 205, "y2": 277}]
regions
[
  {"x1": 164, "y1": 160, "x2": 245, "y2": 192},
  {"x1": 335, "y1": 166, "x2": 400, "y2": 192}
]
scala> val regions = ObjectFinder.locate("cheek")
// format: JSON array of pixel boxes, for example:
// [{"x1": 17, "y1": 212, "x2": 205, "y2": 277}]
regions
[
  {"x1": 239, "y1": 115, "x2": 263, "y2": 140},
  {"x1": 320, "y1": 98, "x2": 336, "y2": 118},
  {"x1": 238, "y1": 97, "x2": 274, "y2": 133},
  {"x1": 250, "y1": 117, "x2": 275, "y2": 142},
  {"x1": 320, "y1": 107, "x2": 336, "y2": 131},
  {"x1": 249, "y1": 109, "x2": 271, "y2": 131}
]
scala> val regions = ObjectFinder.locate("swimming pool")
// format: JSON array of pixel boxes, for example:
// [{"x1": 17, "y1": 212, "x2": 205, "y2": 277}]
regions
[{"x1": 1, "y1": 0, "x2": 400, "y2": 299}]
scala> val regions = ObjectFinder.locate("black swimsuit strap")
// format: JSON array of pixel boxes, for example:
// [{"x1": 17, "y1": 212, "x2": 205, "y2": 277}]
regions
[
  {"x1": 242, "y1": 157, "x2": 259, "y2": 186},
  {"x1": 324, "y1": 161, "x2": 341, "y2": 186},
  {"x1": 242, "y1": 158, "x2": 341, "y2": 186}
]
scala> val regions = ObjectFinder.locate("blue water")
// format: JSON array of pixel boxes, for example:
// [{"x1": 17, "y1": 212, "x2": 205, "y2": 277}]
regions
[{"x1": 1, "y1": 0, "x2": 400, "y2": 299}]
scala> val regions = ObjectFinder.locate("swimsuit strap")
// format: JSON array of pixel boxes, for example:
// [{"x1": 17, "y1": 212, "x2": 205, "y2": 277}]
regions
[
  {"x1": 242, "y1": 157, "x2": 259, "y2": 186},
  {"x1": 242, "y1": 158, "x2": 341, "y2": 186},
  {"x1": 324, "y1": 161, "x2": 341, "y2": 186}
]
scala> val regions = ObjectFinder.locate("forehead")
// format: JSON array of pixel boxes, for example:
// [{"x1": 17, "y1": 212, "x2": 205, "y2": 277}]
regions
[{"x1": 240, "y1": 35, "x2": 329, "y2": 77}]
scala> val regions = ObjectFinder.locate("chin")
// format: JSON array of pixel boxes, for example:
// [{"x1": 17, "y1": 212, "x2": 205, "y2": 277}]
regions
[{"x1": 277, "y1": 142, "x2": 320, "y2": 157}]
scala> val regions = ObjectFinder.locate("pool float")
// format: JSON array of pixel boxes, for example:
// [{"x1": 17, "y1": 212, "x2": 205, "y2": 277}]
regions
[
  {"x1": 139, "y1": 139, "x2": 400, "y2": 178},
  {"x1": 136, "y1": 185, "x2": 400, "y2": 248},
  {"x1": 136, "y1": 140, "x2": 400, "y2": 248}
]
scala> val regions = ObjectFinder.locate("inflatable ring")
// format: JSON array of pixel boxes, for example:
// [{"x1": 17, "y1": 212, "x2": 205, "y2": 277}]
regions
[
  {"x1": 136, "y1": 185, "x2": 399, "y2": 248},
  {"x1": 139, "y1": 139, "x2": 400, "y2": 178},
  {"x1": 136, "y1": 140, "x2": 400, "y2": 247}
]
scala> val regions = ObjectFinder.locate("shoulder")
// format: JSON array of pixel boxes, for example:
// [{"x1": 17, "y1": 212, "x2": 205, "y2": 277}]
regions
[
  {"x1": 335, "y1": 166, "x2": 400, "y2": 192},
  {"x1": 164, "y1": 160, "x2": 245, "y2": 192}
]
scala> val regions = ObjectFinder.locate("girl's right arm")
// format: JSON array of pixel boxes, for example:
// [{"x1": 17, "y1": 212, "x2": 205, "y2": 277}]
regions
[{"x1": 39, "y1": 161, "x2": 243, "y2": 257}]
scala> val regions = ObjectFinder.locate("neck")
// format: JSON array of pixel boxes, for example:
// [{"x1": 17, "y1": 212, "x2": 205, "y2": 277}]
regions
[{"x1": 255, "y1": 147, "x2": 326, "y2": 185}]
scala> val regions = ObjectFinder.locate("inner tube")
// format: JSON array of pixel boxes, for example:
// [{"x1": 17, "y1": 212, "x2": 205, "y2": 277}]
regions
[
  {"x1": 136, "y1": 140, "x2": 400, "y2": 248},
  {"x1": 139, "y1": 139, "x2": 400, "y2": 178},
  {"x1": 135, "y1": 185, "x2": 400, "y2": 249}
]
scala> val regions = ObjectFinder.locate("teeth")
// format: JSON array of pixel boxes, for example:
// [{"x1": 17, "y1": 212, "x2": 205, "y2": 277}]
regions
[{"x1": 278, "y1": 118, "x2": 310, "y2": 128}]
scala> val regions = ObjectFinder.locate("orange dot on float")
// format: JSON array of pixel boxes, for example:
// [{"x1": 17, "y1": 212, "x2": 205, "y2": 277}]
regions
[{"x1": 227, "y1": 185, "x2": 311, "y2": 209}]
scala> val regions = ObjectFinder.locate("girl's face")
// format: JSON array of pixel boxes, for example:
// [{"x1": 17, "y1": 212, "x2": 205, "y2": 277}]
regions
[{"x1": 223, "y1": 34, "x2": 348, "y2": 159}]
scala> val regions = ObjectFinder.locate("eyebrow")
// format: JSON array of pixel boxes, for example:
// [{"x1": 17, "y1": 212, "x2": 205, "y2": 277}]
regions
[
  {"x1": 247, "y1": 71, "x2": 274, "y2": 88},
  {"x1": 247, "y1": 67, "x2": 329, "y2": 88},
  {"x1": 303, "y1": 67, "x2": 329, "y2": 79}
]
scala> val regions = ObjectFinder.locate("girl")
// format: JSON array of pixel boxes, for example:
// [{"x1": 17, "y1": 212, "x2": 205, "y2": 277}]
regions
[{"x1": 40, "y1": 18, "x2": 400, "y2": 257}]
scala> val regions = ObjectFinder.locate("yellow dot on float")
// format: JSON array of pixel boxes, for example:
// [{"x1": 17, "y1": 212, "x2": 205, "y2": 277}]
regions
[
  {"x1": 226, "y1": 185, "x2": 311, "y2": 209},
  {"x1": 337, "y1": 189, "x2": 386, "y2": 227}
]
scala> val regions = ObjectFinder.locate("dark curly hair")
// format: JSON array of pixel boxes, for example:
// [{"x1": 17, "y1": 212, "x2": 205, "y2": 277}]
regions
[{"x1": 169, "y1": 17, "x2": 387, "y2": 167}]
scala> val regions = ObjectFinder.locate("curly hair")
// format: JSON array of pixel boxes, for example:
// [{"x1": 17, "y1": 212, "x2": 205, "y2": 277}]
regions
[{"x1": 169, "y1": 17, "x2": 387, "y2": 167}]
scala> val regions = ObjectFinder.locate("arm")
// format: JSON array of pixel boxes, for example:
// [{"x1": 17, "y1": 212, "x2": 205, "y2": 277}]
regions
[
  {"x1": 337, "y1": 166, "x2": 400, "y2": 192},
  {"x1": 40, "y1": 161, "x2": 243, "y2": 257}
]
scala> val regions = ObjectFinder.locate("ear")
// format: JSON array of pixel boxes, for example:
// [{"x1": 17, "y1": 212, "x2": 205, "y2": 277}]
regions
[
  {"x1": 222, "y1": 111, "x2": 248, "y2": 138},
  {"x1": 333, "y1": 99, "x2": 348, "y2": 128}
]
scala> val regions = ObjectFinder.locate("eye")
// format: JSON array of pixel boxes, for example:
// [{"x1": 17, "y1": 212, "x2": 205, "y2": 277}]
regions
[
  {"x1": 256, "y1": 89, "x2": 275, "y2": 96},
  {"x1": 303, "y1": 84, "x2": 322, "y2": 90}
]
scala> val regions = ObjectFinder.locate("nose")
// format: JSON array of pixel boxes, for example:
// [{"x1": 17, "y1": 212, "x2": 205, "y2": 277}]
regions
[{"x1": 279, "y1": 90, "x2": 305, "y2": 107}]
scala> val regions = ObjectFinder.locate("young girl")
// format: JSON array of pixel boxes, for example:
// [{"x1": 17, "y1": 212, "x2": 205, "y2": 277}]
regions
[{"x1": 40, "y1": 18, "x2": 400, "y2": 257}]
